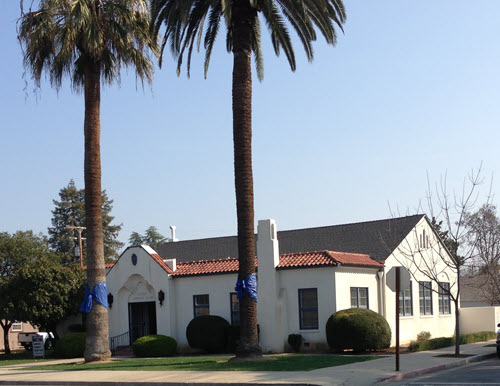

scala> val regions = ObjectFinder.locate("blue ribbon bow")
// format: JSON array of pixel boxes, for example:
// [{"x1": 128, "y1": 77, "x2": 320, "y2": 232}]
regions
[
  {"x1": 79, "y1": 282, "x2": 108, "y2": 313},
  {"x1": 235, "y1": 273, "x2": 257, "y2": 302}
]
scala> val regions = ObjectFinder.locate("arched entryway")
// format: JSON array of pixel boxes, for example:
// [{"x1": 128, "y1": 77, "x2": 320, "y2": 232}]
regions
[{"x1": 123, "y1": 276, "x2": 157, "y2": 344}]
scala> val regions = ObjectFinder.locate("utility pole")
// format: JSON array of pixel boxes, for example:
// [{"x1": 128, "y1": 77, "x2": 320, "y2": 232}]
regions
[{"x1": 66, "y1": 225, "x2": 86, "y2": 267}]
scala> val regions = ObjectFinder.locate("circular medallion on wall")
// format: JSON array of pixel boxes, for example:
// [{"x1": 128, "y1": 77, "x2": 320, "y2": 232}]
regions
[{"x1": 131, "y1": 253, "x2": 137, "y2": 266}]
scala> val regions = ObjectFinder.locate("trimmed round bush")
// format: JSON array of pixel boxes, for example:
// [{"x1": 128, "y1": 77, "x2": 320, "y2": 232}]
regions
[
  {"x1": 132, "y1": 334, "x2": 177, "y2": 357},
  {"x1": 54, "y1": 332, "x2": 86, "y2": 358},
  {"x1": 186, "y1": 315, "x2": 229, "y2": 353},
  {"x1": 326, "y1": 308, "x2": 391, "y2": 352}
]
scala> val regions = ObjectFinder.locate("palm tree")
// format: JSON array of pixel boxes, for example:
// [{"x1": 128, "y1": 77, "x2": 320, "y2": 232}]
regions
[
  {"x1": 18, "y1": 0, "x2": 156, "y2": 362},
  {"x1": 151, "y1": 0, "x2": 345, "y2": 358}
]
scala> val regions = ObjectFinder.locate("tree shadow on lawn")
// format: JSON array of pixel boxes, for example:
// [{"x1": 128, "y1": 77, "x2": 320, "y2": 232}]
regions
[{"x1": 18, "y1": 354, "x2": 380, "y2": 372}]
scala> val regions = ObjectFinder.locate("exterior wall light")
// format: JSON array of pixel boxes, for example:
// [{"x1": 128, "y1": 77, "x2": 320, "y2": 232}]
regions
[
  {"x1": 108, "y1": 293, "x2": 114, "y2": 309},
  {"x1": 158, "y1": 290, "x2": 165, "y2": 306}
]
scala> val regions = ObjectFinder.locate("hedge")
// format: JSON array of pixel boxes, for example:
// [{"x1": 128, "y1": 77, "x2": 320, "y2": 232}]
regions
[
  {"x1": 54, "y1": 332, "x2": 85, "y2": 358},
  {"x1": 132, "y1": 335, "x2": 177, "y2": 357},
  {"x1": 408, "y1": 331, "x2": 496, "y2": 352},
  {"x1": 186, "y1": 315, "x2": 229, "y2": 353},
  {"x1": 326, "y1": 308, "x2": 391, "y2": 351}
]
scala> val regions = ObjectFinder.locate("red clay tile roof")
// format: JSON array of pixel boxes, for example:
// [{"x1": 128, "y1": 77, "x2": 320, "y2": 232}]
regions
[
  {"x1": 84, "y1": 263, "x2": 116, "y2": 270},
  {"x1": 170, "y1": 250, "x2": 382, "y2": 277},
  {"x1": 172, "y1": 257, "x2": 257, "y2": 277},
  {"x1": 277, "y1": 250, "x2": 383, "y2": 269},
  {"x1": 150, "y1": 253, "x2": 174, "y2": 274}
]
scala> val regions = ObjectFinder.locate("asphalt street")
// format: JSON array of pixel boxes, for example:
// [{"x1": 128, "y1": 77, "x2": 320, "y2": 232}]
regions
[{"x1": 396, "y1": 357, "x2": 500, "y2": 385}]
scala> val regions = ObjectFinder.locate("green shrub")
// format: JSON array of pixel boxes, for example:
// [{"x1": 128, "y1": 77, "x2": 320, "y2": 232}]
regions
[
  {"x1": 408, "y1": 331, "x2": 496, "y2": 352},
  {"x1": 186, "y1": 315, "x2": 229, "y2": 353},
  {"x1": 132, "y1": 335, "x2": 177, "y2": 357},
  {"x1": 54, "y1": 332, "x2": 85, "y2": 358},
  {"x1": 417, "y1": 331, "x2": 431, "y2": 341},
  {"x1": 288, "y1": 334, "x2": 303, "y2": 353},
  {"x1": 460, "y1": 331, "x2": 496, "y2": 344},
  {"x1": 325, "y1": 308, "x2": 391, "y2": 352}
]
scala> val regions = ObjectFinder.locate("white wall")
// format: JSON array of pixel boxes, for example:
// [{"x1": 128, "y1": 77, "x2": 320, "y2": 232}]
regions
[
  {"x1": 106, "y1": 246, "x2": 173, "y2": 340},
  {"x1": 279, "y1": 267, "x2": 336, "y2": 348},
  {"x1": 384, "y1": 218, "x2": 457, "y2": 345},
  {"x1": 460, "y1": 306, "x2": 500, "y2": 334},
  {"x1": 334, "y1": 267, "x2": 380, "y2": 312},
  {"x1": 170, "y1": 273, "x2": 237, "y2": 346}
]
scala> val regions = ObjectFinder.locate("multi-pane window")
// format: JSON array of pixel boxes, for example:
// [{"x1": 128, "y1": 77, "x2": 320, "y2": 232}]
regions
[
  {"x1": 230, "y1": 292, "x2": 240, "y2": 324},
  {"x1": 419, "y1": 281, "x2": 433, "y2": 315},
  {"x1": 350, "y1": 287, "x2": 368, "y2": 308},
  {"x1": 298, "y1": 288, "x2": 318, "y2": 329},
  {"x1": 11, "y1": 322, "x2": 22, "y2": 332},
  {"x1": 399, "y1": 282, "x2": 413, "y2": 316},
  {"x1": 193, "y1": 294, "x2": 210, "y2": 317},
  {"x1": 438, "y1": 282, "x2": 451, "y2": 315}
]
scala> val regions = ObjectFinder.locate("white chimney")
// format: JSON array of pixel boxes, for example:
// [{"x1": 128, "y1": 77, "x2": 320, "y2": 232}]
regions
[
  {"x1": 164, "y1": 258, "x2": 177, "y2": 272},
  {"x1": 170, "y1": 225, "x2": 179, "y2": 242},
  {"x1": 256, "y1": 219, "x2": 284, "y2": 352}
]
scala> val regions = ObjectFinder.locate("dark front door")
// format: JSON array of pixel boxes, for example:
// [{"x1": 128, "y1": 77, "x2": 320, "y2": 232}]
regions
[{"x1": 128, "y1": 301, "x2": 157, "y2": 344}]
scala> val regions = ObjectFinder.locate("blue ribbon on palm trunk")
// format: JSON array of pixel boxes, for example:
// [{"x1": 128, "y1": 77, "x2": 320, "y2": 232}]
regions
[
  {"x1": 235, "y1": 273, "x2": 257, "y2": 302},
  {"x1": 80, "y1": 282, "x2": 108, "y2": 312}
]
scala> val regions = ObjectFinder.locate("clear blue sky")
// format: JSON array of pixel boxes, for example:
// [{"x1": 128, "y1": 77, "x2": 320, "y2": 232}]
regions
[{"x1": 1, "y1": 1, "x2": 499, "y2": 248}]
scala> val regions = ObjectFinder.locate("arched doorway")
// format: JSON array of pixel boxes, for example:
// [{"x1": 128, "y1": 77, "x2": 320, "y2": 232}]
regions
[{"x1": 126, "y1": 279, "x2": 157, "y2": 343}]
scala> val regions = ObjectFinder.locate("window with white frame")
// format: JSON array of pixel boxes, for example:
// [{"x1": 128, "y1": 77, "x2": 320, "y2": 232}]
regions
[
  {"x1": 193, "y1": 294, "x2": 209, "y2": 317},
  {"x1": 350, "y1": 287, "x2": 368, "y2": 308},
  {"x1": 438, "y1": 282, "x2": 451, "y2": 314},
  {"x1": 399, "y1": 282, "x2": 413, "y2": 316},
  {"x1": 298, "y1": 288, "x2": 318, "y2": 329},
  {"x1": 419, "y1": 281, "x2": 433, "y2": 315},
  {"x1": 11, "y1": 322, "x2": 23, "y2": 332}
]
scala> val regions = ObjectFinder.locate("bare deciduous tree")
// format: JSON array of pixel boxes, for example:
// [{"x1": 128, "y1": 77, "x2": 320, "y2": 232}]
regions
[
  {"x1": 463, "y1": 204, "x2": 500, "y2": 306},
  {"x1": 390, "y1": 166, "x2": 487, "y2": 356}
]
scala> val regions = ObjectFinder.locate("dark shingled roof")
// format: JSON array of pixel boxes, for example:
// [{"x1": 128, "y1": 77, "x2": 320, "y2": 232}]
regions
[{"x1": 156, "y1": 214, "x2": 425, "y2": 263}]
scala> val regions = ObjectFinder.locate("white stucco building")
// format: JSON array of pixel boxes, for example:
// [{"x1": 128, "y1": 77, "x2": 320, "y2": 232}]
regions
[{"x1": 106, "y1": 215, "x2": 458, "y2": 352}]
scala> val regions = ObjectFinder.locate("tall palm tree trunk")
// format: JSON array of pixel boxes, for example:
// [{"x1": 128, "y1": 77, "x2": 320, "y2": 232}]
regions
[
  {"x1": 232, "y1": 0, "x2": 261, "y2": 358},
  {"x1": 83, "y1": 62, "x2": 111, "y2": 363}
]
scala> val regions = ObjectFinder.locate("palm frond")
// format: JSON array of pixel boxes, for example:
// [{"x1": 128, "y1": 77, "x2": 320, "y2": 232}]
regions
[
  {"x1": 252, "y1": 16, "x2": 264, "y2": 81},
  {"x1": 151, "y1": 0, "x2": 345, "y2": 76},
  {"x1": 203, "y1": 3, "x2": 222, "y2": 78},
  {"x1": 261, "y1": 0, "x2": 295, "y2": 70},
  {"x1": 18, "y1": 0, "x2": 157, "y2": 91}
]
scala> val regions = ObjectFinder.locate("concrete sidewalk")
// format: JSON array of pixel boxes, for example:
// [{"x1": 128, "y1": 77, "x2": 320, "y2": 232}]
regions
[{"x1": 0, "y1": 341, "x2": 496, "y2": 386}]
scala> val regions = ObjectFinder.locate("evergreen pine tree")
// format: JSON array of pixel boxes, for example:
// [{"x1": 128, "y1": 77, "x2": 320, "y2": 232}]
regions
[{"x1": 48, "y1": 180, "x2": 124, "y2": 263}]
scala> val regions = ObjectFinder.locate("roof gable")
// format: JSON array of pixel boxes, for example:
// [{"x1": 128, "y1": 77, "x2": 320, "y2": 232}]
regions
[{"x1": 108, "y1": 245, "x2": 173, "y2": 276}]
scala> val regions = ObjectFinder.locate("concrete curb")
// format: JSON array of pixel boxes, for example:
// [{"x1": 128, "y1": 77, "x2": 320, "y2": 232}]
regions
[
  {"x1": 377, "y1": 352, "x2": 497, "y2": 384},
  {"x1": 0, "y1": 383, "x2": 318, "y2": 386}
]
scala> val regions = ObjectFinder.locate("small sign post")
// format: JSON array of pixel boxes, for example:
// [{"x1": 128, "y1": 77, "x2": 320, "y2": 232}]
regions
[
  {"x1": 32, "y1": 335, "x2": 45, "y2": 359},
  {"x1": 395, "y1": 267, "x2": 400, "y2": 371},
  {"x1": 387, "y1": 266, "x2": 411, "y2": 372}
]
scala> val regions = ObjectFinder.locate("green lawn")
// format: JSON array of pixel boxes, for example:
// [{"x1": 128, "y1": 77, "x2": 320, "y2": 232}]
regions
[{"x1": 19, "y1": 354, "x2": 380, "y2": 372}]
